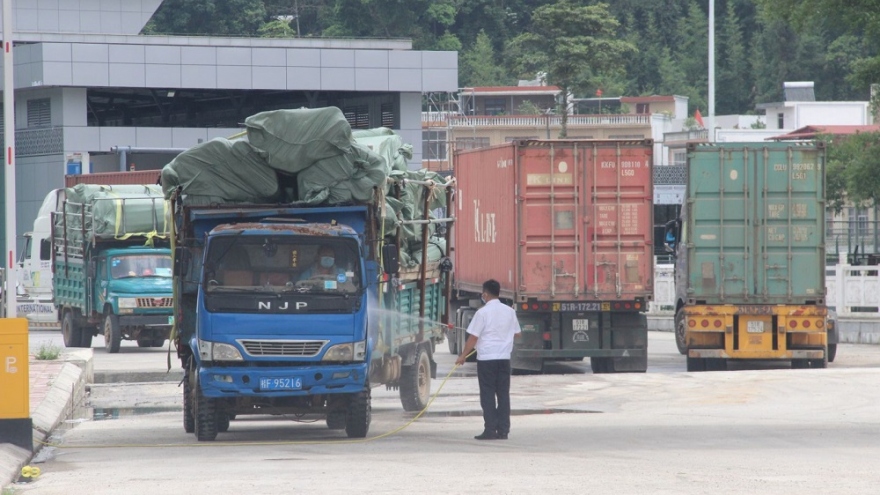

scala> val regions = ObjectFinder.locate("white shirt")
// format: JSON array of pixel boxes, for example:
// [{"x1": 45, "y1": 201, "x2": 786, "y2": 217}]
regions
[{"x1": 466, "y1": 299, "x2": 522, "y2": 360}]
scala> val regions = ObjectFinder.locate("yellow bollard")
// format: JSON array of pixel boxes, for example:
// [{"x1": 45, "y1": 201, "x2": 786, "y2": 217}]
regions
[{"x1": 0, "y1": 318, "x2": 33, "y2": 452}]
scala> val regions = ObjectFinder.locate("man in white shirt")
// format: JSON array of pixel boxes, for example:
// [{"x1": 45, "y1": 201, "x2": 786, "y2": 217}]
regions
[{"x1": 456, "y1": 279, "x2": 521, "y2": 440}]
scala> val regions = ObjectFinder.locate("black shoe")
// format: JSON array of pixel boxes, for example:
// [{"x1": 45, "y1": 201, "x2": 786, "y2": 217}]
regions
[
  {"x1": 474, "y1": 431, "x2": 498, "y2": 440},
  {"x1": 496, "y1": 432, "x2": 508, "y2": 440}
]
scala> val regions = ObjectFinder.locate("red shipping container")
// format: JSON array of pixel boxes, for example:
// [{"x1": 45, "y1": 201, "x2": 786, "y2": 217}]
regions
[
  {"x1": 64, "y1": 170, "x2": 162, "y2": 188},
  {"x1": 454, "y1": 140, "x2": 654, "y2": 303}
]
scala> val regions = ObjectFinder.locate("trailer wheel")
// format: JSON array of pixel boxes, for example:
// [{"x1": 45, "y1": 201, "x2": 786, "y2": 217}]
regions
[
  {"x1": 61, "y1": 310, "x2": 83, "y2": 348},
  {"x1": 194, "y1": 379, "x2": 218, "y2": 441},
  {"x1": 458, "y1": 309, "x2": 477, "y2": 362},
  {"x1": 345, "y1": 387, "x2": 371, "y2": 438},
  {"x1": 137, "y1": 339, "x2": 152, "y2": 348},
  {"x1": 103, "y1": 313, "x2": 122, "y2": 353},
  {"x1": 674, "y1": 311, "x2": 688, "y2": 355},
  {"x1": 183, "y1": 367, "x2": 195, "y2": 434},
  {"x1": 400, "y1": 347, "x2": 431, "y2": 412},
  {"x1": 151, "y1": 338, "x2": 166, "y2": 348},
  {"x1": 80, "y1": 327, "x2": 94, "y2": 348},
  {"x1": 827, "y1": 344, "x2": 837, "y2": 363}
]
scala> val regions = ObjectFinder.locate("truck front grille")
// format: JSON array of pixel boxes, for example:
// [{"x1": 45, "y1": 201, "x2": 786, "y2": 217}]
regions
[
  {"x1": 238, "y1": 340, "x2": 328, "y2": 357},
  {"x1": 136, "y1": 297, "x2": 173, "y2": 308}
]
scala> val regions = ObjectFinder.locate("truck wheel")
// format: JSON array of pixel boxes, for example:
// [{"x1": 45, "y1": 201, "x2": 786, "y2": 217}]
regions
[
  {"x1": 194, "y1": 379, "x2": 218, "y2": 441},
  {"x1": 459, "y1": 310, "x2": 477, "y2": 362},
  {"x1": 151, "y1": 338, "x2": 166, "y2": 348},
  {"x1": 686, "y1": 357, "x2": 706, "y2": 372},
  {"x1": 183, "y1": 368, "x2": 195, "y2": 434},
  {"x1": 674, "y1": 311, "x2": 688, "y2": 355},
  {"x1": 217, "y1": 414, "x2": 230, "y2": 433},
  {"x1": 327, "y1": 410, "x2": 346, "y2": 430},
  {"x1": 61, "y1": 311, "x2": 83, "y2": 348},
  {"x1": 399, "y1": 347, "x2": 431, "y2": 412},
  {"x1": 137, "y1": 339, "x2": 152, "y2": 348},
  {"x1": 103, "y1": 313, "x2": 122, "y2": 353},
  {"x1": 827, "y1": 344, "x2": 837, "y2": 363},
  {"x1": 80, "y1": 328, "x2": 93, "y2": 348},
  {"x1": 345, "y1": 387, "x2": 371, "y2": 438}
]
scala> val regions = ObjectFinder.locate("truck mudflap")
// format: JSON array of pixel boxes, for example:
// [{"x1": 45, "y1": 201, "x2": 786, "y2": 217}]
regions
[
  {"x1": 688, "y1": 349, "x2": 825, "y2": 360},
  {"x1": 118, "y1": 314, "x2": 174, "y2": 327},
  {"x1": 197, "y1": 362, "x2": 369, "y2": 399}
]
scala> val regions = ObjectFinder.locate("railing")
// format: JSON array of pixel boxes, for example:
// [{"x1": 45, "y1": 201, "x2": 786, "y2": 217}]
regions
[
  {"x1": 648, "y1": 261, "x2": 880, "y2": 317},
  {"x1": 664, "y1": 129, "x2": 709, "y2": 142},
  {"x1": 425, "y1": 114, "x2": 652, "y2": 127},
  {"x1": 653, "y1": 165, "x2": 687, "y2": 185}
]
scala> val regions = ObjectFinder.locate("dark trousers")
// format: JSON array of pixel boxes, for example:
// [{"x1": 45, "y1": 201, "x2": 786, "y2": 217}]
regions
[{"x1": 477, "y1": 359, "x2": 511, "y2": 435}]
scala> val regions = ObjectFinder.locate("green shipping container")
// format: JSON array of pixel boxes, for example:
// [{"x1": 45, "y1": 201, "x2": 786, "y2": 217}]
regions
[{"x1": 683, "y1": 142, "x2": 826, "y2": 304}]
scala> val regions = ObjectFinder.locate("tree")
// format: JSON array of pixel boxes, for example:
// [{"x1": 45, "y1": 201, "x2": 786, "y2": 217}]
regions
[
  {"x1": 258, "y1": 19, "x2": 297, "y2": 38},
  {"x1": 460, "y1": 30, "x2": 508, "y2": 87},
  {"x1": 823, "y1": 132, "x2": 880, "y2": 210},
  {"x1": 510, "y1": 1, "x2": 636, "y2": 137},
  {"x1": 143, "y1": 0, "x2": 267, "y2": 36},
  {"x1": 716, "y1": 2, "x2": 750, "y2": 114}
]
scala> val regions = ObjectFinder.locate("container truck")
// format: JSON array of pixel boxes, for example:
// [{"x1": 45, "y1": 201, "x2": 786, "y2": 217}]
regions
[
  {"x1": 449, "y1": 139, "x2": 654, "y2": 373},
  {"x1": 52, "y1": 183, "x2": 174, "y2": 353},
  {"x1": 665, "y1": 142, "x2": 831, "y2": 371}
]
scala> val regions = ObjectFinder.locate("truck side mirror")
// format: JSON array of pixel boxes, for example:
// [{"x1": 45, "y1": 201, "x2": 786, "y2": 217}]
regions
[
  {"x1": 382, "y1": 244, "x2": 399, "y2": 275},
  {"x1": 174, "y1": 248, "x2": 190, "y2": 277}
]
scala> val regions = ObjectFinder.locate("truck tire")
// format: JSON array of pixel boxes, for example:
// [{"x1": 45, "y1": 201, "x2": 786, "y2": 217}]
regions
[
  {"x1": 194, "y1": 379, "x2": 218, "y2": 441},
  {"x1": 61, "y1": 311, "x2": 83, "y2": 348},
  {"x1": 217, "y1": 414, "x2": 230, "y2": 433},
  {"x1": 137, "y1": 339, "x2": 153, "y2": 348},
  {"x1": 327, "y1": 410, "x2": 346, "y2": 430},
  {"x1": 827, "y1": 344, "x2": 837, "y2": 363},
  {"x1": 151, "y1": 338, "x2": 166, "y2": 348},
  {"x1": 80, "y1": 327, "x2": 94, "y2": 348},
  {"x1": 458, "y1": 309, "x2": 477, "y2": 362},
  {"x1": 345, "y1": 387, "x2": 371, "y2": 438},
  {"x1": 103, "y1": 313, "x2": 122, "y2": 353},
  {"x1": 399, "y1": 346, "x2": 431, "y2": 412},
  {"x1": 183, "y1": 368, "x2": 195, "y2": 434},
  {"x1": 674, "y1": 311, "x2": 688, "y2": 355}
]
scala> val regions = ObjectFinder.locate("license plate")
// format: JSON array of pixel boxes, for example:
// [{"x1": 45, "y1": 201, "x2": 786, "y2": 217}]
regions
[
  {"x1": 746, "y1": 321, "x2": 764, "y2": 333},
  {"x1": 259, "y1": 377, "x2": 303, "y2": 390}
]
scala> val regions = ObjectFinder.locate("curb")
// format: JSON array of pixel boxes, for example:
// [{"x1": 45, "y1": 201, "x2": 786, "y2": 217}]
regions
[{"x1": 1, "y1": 350, "x2": 93, "y2": 489}]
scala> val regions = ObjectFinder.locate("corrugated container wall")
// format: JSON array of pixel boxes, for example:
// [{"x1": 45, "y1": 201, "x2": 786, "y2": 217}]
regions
[
  {"x1": 454, "y1": 140, "x2": 655, "y2": 302},
  {"x1": 65, "y1": 170, "x2": 162, "y2": 188},
  {"x1": 684, "y1": 142, "x2": 826, "y2": 304}
]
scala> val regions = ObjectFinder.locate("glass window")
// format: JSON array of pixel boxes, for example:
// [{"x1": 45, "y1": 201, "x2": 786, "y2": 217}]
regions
[
  {"x1": 484, "y1": 98, "x2": 506, "y2": 115},
  {"x1": 40, "y1": 239, "x2": 51, "y2": 261},
  {"x1": 422, "y1": 130, "x2": 447, "y2": 160},
  {"x1": 203, "y1": 236, "x2": 361, "y2": 295},
  {"x1": 27, "y1": 98, "x2": 51, "y2": 128},
  {"x1": 110, "y1": 254, "x2": 172, "y2": 279}
]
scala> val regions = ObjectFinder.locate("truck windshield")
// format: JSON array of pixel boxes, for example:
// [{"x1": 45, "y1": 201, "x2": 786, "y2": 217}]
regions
[
  {"x1": 110, "y1": 254, "x2": 172, "y2": 279},
  {"x1": 204, "y1": 236, "x2": 361, "y2": 295}
]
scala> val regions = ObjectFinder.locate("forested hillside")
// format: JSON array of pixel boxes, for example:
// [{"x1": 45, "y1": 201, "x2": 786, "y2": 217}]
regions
[{"x1": 144, "y1": 0, "x2": 877, "y2": 114}]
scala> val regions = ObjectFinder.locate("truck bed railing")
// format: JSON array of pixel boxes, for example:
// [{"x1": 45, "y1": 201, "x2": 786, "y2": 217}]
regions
[{"x1": 52, "y1": 196, "x2": 170, "y2": 263}]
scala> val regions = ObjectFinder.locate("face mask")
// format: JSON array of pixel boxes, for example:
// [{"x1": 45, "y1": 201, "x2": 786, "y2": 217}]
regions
[{"x1": 320, "y1": 256, "x2": 335, "y2": 268}]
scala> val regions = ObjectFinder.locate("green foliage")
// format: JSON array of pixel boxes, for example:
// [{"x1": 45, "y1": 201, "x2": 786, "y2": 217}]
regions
[
  {"x1": 143, "y1": 0, "x2": 267, "y2": 36},
  {"x1": 750, "y1": 119, "x2": 766, "y2": 129},
  {"x1": 35, "y1": 341, "x2": 61, "y2": 361},
  {"x1": 823, "y1": 131, "x2": 880, "y2": 212},
  {"x1": 517, "y1": 100, "x2": 543, "y2": 115},
  {"x1": 461, "y1": 30, "x2": 508, "y2": 87},
  {"x1": 510, "y1": 1, "x2": 635, "y2": 137},
  {"x1": 258, "y1": 19, "x2": 296, "y2": 38}
]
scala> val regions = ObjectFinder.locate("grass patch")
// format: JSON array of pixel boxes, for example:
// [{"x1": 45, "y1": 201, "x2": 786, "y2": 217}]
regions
[
  {"x1": 3, "y1": 486, "x2": 19, "y2": 495},
  {"x1": 34, "y1": 341, "x2": 62, "y2": 360}
]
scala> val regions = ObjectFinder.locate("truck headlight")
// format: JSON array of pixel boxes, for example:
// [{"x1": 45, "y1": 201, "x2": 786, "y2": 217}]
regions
[
  {"x1": 118, "y1": 298, "x2": 137, "y2": 309},
  {"x1": 323, "y1": 341, "x2": 366, "y2": 362},
  {"x1": 198, "y1": 340, "x2": 243, "y2": 361},
  {"x1": 213, "y1": 343, "x2": 243, "y2": 361}
]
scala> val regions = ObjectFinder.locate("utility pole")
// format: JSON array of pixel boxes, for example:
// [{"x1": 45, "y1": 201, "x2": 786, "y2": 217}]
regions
[
  {"x1": 708, "y1": 0, "x2": 715, "y2": 141},
  {"x1": 294, "y1": 0, "x2": 301, "y2": 38},
  {"x1": 3, "y1": 0, "x2": 16, "y2": 317}
]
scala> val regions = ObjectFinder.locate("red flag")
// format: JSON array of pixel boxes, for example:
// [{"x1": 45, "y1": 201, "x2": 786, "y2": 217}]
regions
[{"x1": 694, "y1": 108, "x2": 705, "y2": 128}]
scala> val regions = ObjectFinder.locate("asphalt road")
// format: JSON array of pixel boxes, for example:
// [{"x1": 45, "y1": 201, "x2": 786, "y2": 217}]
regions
[{"x1": 17, "y1": 330, "x2": 880, "y2": 494}]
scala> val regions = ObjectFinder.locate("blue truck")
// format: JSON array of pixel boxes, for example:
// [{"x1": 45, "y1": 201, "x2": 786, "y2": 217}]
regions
[
  {"x1": 53, "y1": 185, "x2": 174, "y2": 353},
  {"x1": 172, "y1": 191, "x2": 453, "y2": 440}
]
